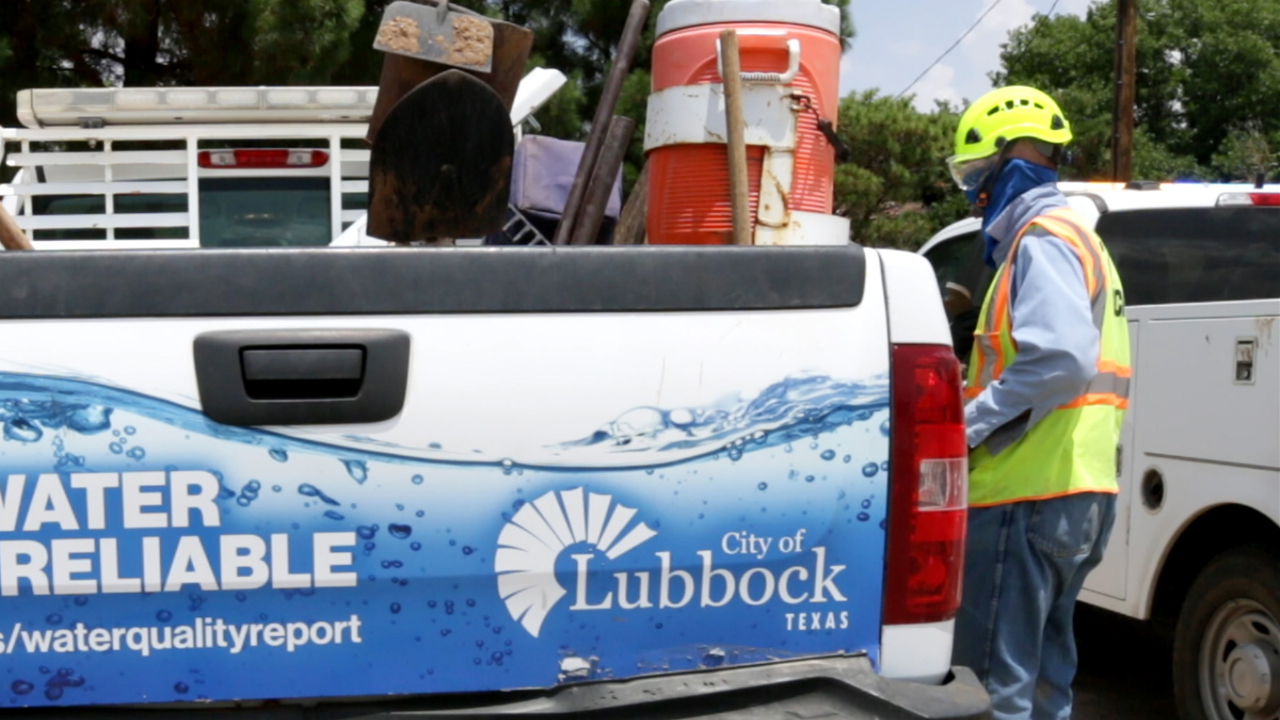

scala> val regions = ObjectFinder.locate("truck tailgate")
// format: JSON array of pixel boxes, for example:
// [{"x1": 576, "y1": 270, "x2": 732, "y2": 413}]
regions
[{"x1": 0, "y1": 247, "x2": 893, "y2": 708}]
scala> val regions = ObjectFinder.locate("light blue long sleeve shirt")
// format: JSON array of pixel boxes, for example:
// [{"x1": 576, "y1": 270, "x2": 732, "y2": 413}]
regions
[{"x1": 965, "y1": 184, "x2": 1101, "y2": 454}]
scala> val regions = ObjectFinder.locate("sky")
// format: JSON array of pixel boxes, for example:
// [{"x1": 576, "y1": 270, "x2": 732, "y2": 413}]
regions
[{"x1": 840, "y1": 0, "x2": 1101, "y2": 112}]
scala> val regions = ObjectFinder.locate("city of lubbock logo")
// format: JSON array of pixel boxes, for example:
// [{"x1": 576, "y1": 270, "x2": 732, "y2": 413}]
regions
[{"x1": 496, "y1": 488, "x2": 656, "y2": 638}]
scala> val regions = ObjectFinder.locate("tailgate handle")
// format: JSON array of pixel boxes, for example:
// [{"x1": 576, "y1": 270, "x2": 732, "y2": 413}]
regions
[
  {"x1": 195, "y1": 330, "x2": 410, "y2": 427},
  {"x1": 241, "y1": 347, "x2": 366, "y2": 401}
]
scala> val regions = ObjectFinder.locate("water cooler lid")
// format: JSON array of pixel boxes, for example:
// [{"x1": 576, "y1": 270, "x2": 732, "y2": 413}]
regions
[{"x1": 656, "y1": 0, "x2": 842, "y2": 37}]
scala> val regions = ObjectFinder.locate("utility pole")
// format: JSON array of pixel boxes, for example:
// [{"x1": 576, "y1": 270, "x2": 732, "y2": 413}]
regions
[{"x1": 1112, "y1": 0, "x2": 1138, "y2": 182}]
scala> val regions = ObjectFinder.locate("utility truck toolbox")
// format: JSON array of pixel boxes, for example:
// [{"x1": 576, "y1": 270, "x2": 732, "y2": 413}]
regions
[{"x1": 0, "y1": 244, "x2": 986, "y2": 718}]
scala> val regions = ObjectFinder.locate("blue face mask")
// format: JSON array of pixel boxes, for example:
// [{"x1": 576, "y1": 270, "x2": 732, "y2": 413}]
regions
[{"x1": 967, "y1": 158, "x2": 1059, "y2": 267}]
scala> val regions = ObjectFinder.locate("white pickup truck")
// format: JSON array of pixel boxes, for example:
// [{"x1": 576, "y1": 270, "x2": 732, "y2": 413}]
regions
[
  {"x1": 0, "y1": 92, "x2": 989, "y2": 717},
  {"x1": 921, "y1": 183, "x2": 1280, "y2": 720}
]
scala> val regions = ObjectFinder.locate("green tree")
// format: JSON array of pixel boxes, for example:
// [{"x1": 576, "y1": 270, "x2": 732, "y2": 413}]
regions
[
  {"x1": 995, "y1": 0, "x2": 1280, "y2": 180},
  {"x1": 834, "y1": 91, "x2": 968, "y2": 250},
  {"x1": 0, "y1": 0, "x2": 365, "y2": 128}
]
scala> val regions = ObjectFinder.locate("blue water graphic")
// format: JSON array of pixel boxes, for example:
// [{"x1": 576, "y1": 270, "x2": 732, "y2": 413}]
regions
[{"x1": 0, "y1": 370, "x2": 890, "y2": 708}]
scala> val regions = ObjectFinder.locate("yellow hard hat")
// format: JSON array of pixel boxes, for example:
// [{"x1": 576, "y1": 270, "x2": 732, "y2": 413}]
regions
[{"x1": 947, "y1": 86, "x2": 1073, "y2": 190}]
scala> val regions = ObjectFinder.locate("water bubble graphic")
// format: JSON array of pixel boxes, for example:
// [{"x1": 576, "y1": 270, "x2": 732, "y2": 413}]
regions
[
  {"x1": 843, "y1": 454, "x2": 852, "y2": 463},
  {"x1": 67, "y1": 406, "x2": 112, "y2": 434},
  {"x1": 108, "y1": 441, "x2": 124, "y2": 454},
  {"x1": 73, "y1": 596, "x2": 88, "y2": 606},
  {"x1": 466, "y1": 598, "x2": 476, "y2": 607},
  {"x1": 235, "y1": 592, "x2": 247, "y2": 602},
  {"x1": 805, "y1": 475, "x2": 816, "y2": 483},
  {"x1": 390, "y1": 603, "x2": 401, "y2": 614},
  {"x1": 501, "y1": 459, "x2": 515, "y2": 475},
  {"x1": 381, "y1": 560, "x2": 403, "y2": 569},
  {"x1": 411, "y1": 542, "x2": 421, "y2": 551},
  {"x1": 236, "y1": 496, "x2": 251, "y2": 507},
  {"x1": 272, "y1": 485, "x2": 281, "y2": 493},
  {"x1": 174, "y1": 681, "x2": 189, "y2": 694},
  {"x1": 862, "y1": 499, "x2": 872, "y2": 509},
  {"x1": 44, "y1": 686, "x2": 63, "y2": 701},
  {"x1": 881, "y1": 460, "x2": 890, "y2": 472},
  {"x1": 112, "y1": 430, "x2": 120, "y2": 437},
  {"x1": 388, "y1": 523, "x2": 412, "y2": 539},
  {"x1": 364, "y1": 542, "x2": 376, "y2": 552},
  {"x1": 44, "y1": 613, "x2": 62, "y2": 625},
  {"x1": 357, "y1": 525, "x2": 378, "y2": 540},
  {"x1": 124, "y1": 426, "x2": 136, "y2": 435},
  {"x1": 702, "y1": 648, "x2": 727, "y2": 668},
  {"x1": 38, "y1": 667, "x2": 50, "y2": 675},
  {"x1": 821, "y1": 449, "x2": 836, "y2": 461},
  {"x1": 862, "y1": 462, "x2": 880, "y2": 478},
  {"x1": 411, "y1": 474, "x2": 424, "y2": 485},
  {"x1": 757, "y1": 482, "x2": 768, "y2": 491},
  {"x1": 416, "y1": 510, "x2": 425, "y2": 518},
  {"x1": 156, "y1": 610, "x2": 172, "y2": 622},
  {"x1": 440, "y1": 629, "x2": 452, "y2": 637},
  {"x1": 324, "y1": 510, "x2": 345, "y2": 520},
  {"x1": 880, "y1": 519, "x2": 886, "y2": 530},
  {"x1": 343, "y1": 459, "x2": 368, "y2": 484},
  {"x1": 11, "y1": 679, "x2": 33, "y2": 695},
  {"x1": 269, "y1": 447, "x2": 288, "y2": 462},
  {"x1": 445, "y1": 601, "x2": 455, "y2": 615},
  {"x1": 880, "y1": 419, "x2": 891, "y2": 436},
  {"x1": 298, "y1": 483, "x2": 340, "y2": 506},
  {"x1": 462, "y1": 546, "x2": 475, "y2": 555},
  {"x1": 857, "y1": 512, "x2": 871, "y2": 522},
  {"x1": 396, "y1": 503, "x2": 405, "y2": 511}
]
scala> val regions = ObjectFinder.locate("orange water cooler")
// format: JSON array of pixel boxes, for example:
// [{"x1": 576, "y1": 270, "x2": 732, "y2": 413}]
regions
[{"x1": 645, "y1": 0, "x2": 848, "y2": 246}]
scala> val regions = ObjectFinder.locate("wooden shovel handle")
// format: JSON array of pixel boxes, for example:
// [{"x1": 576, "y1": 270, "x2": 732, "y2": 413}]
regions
[
  {"x1": 0, "y1": 203, "x2": 33, "y2": 251},
  {"x1": 720, "y1": 29, "x2": 752, "y2": 247}
]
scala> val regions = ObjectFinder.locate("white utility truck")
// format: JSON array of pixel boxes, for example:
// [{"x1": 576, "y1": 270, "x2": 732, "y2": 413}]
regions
[
  {"x1": 0, "y1": 92, "x2": 990, "y2": 717},
  {"x1": 1, "y1": 73, "x2": 567, "y2": 250},
  {"x1": 921, "y1": 183, "x2": 1280, "y2": 720}
]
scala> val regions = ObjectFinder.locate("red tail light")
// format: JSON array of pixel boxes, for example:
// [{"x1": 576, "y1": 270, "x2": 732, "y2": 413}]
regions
[
  {"x1": 884, "y1": 344, "x2": 968, "y2": 625},
  {"x1": 198, "y1": 149, "x2": 330, "y2": 169},
  {"x1": 1250, "y1": 193, "x2": 1280, "y2": 207}
]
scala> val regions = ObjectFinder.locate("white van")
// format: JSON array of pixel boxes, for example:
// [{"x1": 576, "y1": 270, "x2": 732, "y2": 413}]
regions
[{"x1": 920, "y1": 183, "x2": 1280, "y2": 720}]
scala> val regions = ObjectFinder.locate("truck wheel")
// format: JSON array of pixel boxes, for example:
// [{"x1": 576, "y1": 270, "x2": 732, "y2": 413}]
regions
[{"x1": 1174, "y1": 546, "x2": 1280, "y2": 720}]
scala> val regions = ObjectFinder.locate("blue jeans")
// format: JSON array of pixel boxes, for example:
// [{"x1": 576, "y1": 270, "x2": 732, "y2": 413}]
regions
[{"x1": 953, "y1": 492, "x2": 1117, "y2": 720}]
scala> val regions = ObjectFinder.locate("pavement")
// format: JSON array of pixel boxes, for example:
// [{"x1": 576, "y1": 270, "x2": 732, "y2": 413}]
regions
[{"x1": 1069, "y1": 604, "x2": 1178, "y2": 720}]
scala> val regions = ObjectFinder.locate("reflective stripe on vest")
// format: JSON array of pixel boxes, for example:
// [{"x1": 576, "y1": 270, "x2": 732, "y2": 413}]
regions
[{"x1": 965, "y1": 207, "x2": 1133, "y2": 507}]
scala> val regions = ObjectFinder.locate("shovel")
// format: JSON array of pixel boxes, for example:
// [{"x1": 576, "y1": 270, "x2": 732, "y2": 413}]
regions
[{"x1": 374, "y1": 0, "x2": 495, "y2": 74}]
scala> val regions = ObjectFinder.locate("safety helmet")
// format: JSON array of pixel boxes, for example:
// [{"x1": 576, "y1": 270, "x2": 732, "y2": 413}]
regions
[{"x1": 947, "y1": 86, "x2": 1073, "y2": 191}]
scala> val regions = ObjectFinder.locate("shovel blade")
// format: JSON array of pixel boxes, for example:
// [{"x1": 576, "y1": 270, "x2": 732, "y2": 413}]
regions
[{"x1": 373, "y1": 1, "x2": 494, "y2": 73}]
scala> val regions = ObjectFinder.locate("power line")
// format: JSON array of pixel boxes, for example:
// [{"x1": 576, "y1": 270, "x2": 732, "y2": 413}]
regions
[
  {"x1": 1046, "y1": 0, "x2": 1062, "y2": 17},
  {"x1": 897, "y1": 0, "x2": 1010, "y2": 98}
]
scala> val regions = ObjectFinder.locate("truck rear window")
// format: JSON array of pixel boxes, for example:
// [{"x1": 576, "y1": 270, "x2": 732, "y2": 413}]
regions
[
  {"x1": 1099, "y1": 208, "x2": 1280, "y2": 305},
  {"x1": 198, "y1": 177, "x2": 332, "y2": 248}
]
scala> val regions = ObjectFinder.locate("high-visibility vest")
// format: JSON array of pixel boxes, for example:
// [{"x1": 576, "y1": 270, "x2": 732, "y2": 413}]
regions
[{"x1": 965, "y1": 207, "x2": 1132, "y2": 507}]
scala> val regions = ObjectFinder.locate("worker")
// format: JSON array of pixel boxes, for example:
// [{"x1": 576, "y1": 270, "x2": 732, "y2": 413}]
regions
[{"x1": 946, "y1": 86, "x2": 1132, "y2": 720}]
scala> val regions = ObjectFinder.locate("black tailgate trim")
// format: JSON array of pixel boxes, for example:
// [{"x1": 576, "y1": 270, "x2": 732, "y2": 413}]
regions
[{"x1": 0, "y1": 246, "x2": 866, "y2": 318}]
